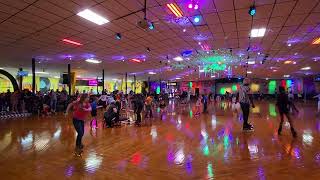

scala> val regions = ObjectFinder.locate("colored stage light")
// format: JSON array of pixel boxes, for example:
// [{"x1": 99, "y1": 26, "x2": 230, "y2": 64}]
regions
[
  {"x1": 188, "y1": 3, "x2": 193, "y2": 9},
  {"x1": 194, "y1": 4, "x2": 199, "y2": 10},
  {"x1": 85, "y1": 58, "x2": 101, "y2": 64},
  {"x1": 116, "y1": 33, "x2": 121, "y2": 40},
  {"x1": 248, "y1": 6, "x2": 256, "y2": 16},
  {"x1": 312, "y1": 37, "x2": 320, "y2": 44},
  {"x1": 166, "y1": 3, "x2": 183, "y2": 18},
  {"x1": 148, "y1": 22, "x2": 155, "y2": 30},
  {"x1": 77, "y1": 9, "x2": 109, "y2": 25},
  {"x1": 193, "y1": 16, "x2": 201, "y2": 23},
  {"x1": 62, "y1": 39, "x2": 82, "y2": 46},
  {"x1": 130, "y1": 58, "x2": 142, "y2": 63}
]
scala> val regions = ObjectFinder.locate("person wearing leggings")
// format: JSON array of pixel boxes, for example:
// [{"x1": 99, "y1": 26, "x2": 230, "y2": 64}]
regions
[{"x1": 276, "y1": 86, "x2": 297, "y2": 137}]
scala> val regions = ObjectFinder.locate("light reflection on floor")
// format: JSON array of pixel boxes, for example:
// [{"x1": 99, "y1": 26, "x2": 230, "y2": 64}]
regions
[{"x1": 0, "y1": 101, "x2": 319, "y2": 179}]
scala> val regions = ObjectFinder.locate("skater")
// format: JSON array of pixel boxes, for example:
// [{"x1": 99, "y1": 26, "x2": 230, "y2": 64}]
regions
[
  {"x1": 202, "y1": 93, "x2": 208, "y2": 113},
  {"x1": 195, "y1": 96, "x2": 201, "y2": 115},
  {"x1": 90, "y1": 96, "x2": 98, "y2": 128},
  {"x1": 159, "y1": 98, "x2": 166, "y2": 120},
  {"x1": 66, "y1": 94, "x2": 92, "y2": 155},
  {"x1": 104, "y1": 100, "x2": 118, "y2": 128},
  {"x1": 276, "y1": 86, "x2": 297, "y2": 137},
  {"x1": 314, "y1": 93, "x2": 320, "y2": 115},
  {"x1": 144, "y1": 94, "x2": 153, "y2": 118},
  {"x1": 134, "y1": 94, "x2": 144, "y2": 126},
  {"x1": 239, "y1": 78, "x2": 255, "y2": 131}
]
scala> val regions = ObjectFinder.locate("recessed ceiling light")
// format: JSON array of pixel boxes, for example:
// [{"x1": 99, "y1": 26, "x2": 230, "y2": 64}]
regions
[
  {"x1": 53, "y1": 76, "x2": 60, "y2": 78},
  {"x1": 248, "y1": 61, "x2": 255, "y2": 65},
  {"x1": 176, "y1": 77, "x2": 181, "y2": 80},
  {"x1": 85, "y1": 58, "x2": 101, "y2": 64},
  {"x1": 283, "y1": 75, "x2": 290, "y2": 78},
  {"x1": 211, "y1": 75, "x2": 216, "y2": 78},
  {"x1": 284, "y1": 60, "x2": 293, "y2": 64},
  {"x1": 77, "y1": 9, "x2": 109, "y2": 25},
  {"x1": 62, "y1": 39, "x2": 82, "y2": 46},
  {"x1": 183, "y1": 28, "x2": 186, "y2": 32},
  {"x1": 294, "y1": 52, "x2": 298, "y2": 55},
  {"x1": 173, "y1": 56, "x2": 183, "y2": 61},
  {"x1": 273, "y1": 69, "x2": 277, "y2": 72},
  {"x1": 287, "y1": 43, "x2": 292, "y2": 47},
  {"x1": 247, "y1": 71, "x2": 252, "y2": 74},
  {"x1": 301, "y1": 66, "x2": 311, "y2": 70},
  {"x1": 292, "y1": 61, "x2": 297, "y2": 64},
  {"x1": 250, "y1": 28, "x2": 266, "y2": 37},
  {"x1": 312, "y1": 37, "x2": 320, "y2": 45},
  {"x1": 148, "y1": 72, "x2": 156, "y2": 75}
]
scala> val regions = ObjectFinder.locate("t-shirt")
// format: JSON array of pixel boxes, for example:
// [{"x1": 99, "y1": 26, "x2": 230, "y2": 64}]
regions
[
  {"x1": 276, "y1": 93, "x2": 289, "y2": 113},
  {"x1": 73, "y1": 102, "x2": 90, "y2": 120},
  {"x1": 239, "y1": 85, "x2": 251, "y2": 104},
  {"x1": 145, "y1": 96, "x2": 153, "y2": 105},
  {"x1": 91, "y1": 101, "x2": 97, "y2": 111}
]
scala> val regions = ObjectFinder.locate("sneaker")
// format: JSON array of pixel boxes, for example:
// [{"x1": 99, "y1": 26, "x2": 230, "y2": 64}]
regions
[{"x1": 243, "y1": 126, "x2": 254, "y2": 132}]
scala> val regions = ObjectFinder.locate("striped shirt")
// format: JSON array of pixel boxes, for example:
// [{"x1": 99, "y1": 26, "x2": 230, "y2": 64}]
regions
[{"x1": 239, "y1": 85, "x2": 251, "y2": 104}]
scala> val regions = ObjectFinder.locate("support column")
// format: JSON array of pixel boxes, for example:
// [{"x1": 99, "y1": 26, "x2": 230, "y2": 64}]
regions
[
  {"x1": 125, "y1": 72, "x2": 128, "y2": 94},
  {"x1": 102, "y1": 69, "x2": 105, "y2": 94},
  {"x1": 148, "y1": 77, "x2": 151, "y2": 94},
  {"x1": 96, "y1": 77, "x2": 99, "y2": 94},
  {"x1": 68, "y1": 64, "x2": 71, "y2": 96},
  {"x1": 32, "y1": 58, "x2": 35, "y2": 93},
  {"x1": 18, "y1": 68, "x2": 23, "y2": 90},
  {"x1": 134, "y1": 74, "x2": 136, "y2": 94}
]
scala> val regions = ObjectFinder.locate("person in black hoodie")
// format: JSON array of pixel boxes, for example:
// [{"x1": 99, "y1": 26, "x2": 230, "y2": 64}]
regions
[
  {"x1": 134, "y1": 94, "x2": 144, "y2": 126},
  {"x1": 276, "y1": 86, "x2": 297, "y2": 137}
]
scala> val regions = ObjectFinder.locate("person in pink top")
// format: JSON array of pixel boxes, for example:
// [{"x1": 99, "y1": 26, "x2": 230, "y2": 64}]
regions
[{"x1": 66, "y1": 94, "x2": 92, "y2": 154}]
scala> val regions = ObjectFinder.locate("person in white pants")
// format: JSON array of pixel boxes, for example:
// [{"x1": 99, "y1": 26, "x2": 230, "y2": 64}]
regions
[{"x1": 314, "y1": 94, "x2": 320, "y2": 114}]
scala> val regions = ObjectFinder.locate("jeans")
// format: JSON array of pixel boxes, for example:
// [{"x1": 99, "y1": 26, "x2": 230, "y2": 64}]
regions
[
  {"x1": 240, "y1": 103, "x2": 250, "y2": 127},
  {"x1": 73, "y1": 118, "x2": 84, "y2": 148},
  {"x1": 145, "y1": 105, "x2": 153, "y2": 118},
  {"x1": 203, "y1": 102, "x2": 208, "y2": 113},
  {"x1": 51, "y1": 99, "x2": 57, "y2": 112}
]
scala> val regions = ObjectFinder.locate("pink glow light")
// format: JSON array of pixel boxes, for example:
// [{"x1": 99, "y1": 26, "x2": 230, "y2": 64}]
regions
[{"x1": 62, "y1": 39, "x2": 82, "y2": 46}]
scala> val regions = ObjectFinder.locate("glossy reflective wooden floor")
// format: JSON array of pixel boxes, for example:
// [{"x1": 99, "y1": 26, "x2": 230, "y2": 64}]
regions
[{"x1": 0, "y1": 100, "x2": 320, "y2": 180}]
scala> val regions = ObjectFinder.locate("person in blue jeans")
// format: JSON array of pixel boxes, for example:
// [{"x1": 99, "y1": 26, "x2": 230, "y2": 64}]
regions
[{"x1": 66, "y1": 94, "x2": 91, "y2": 154}]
